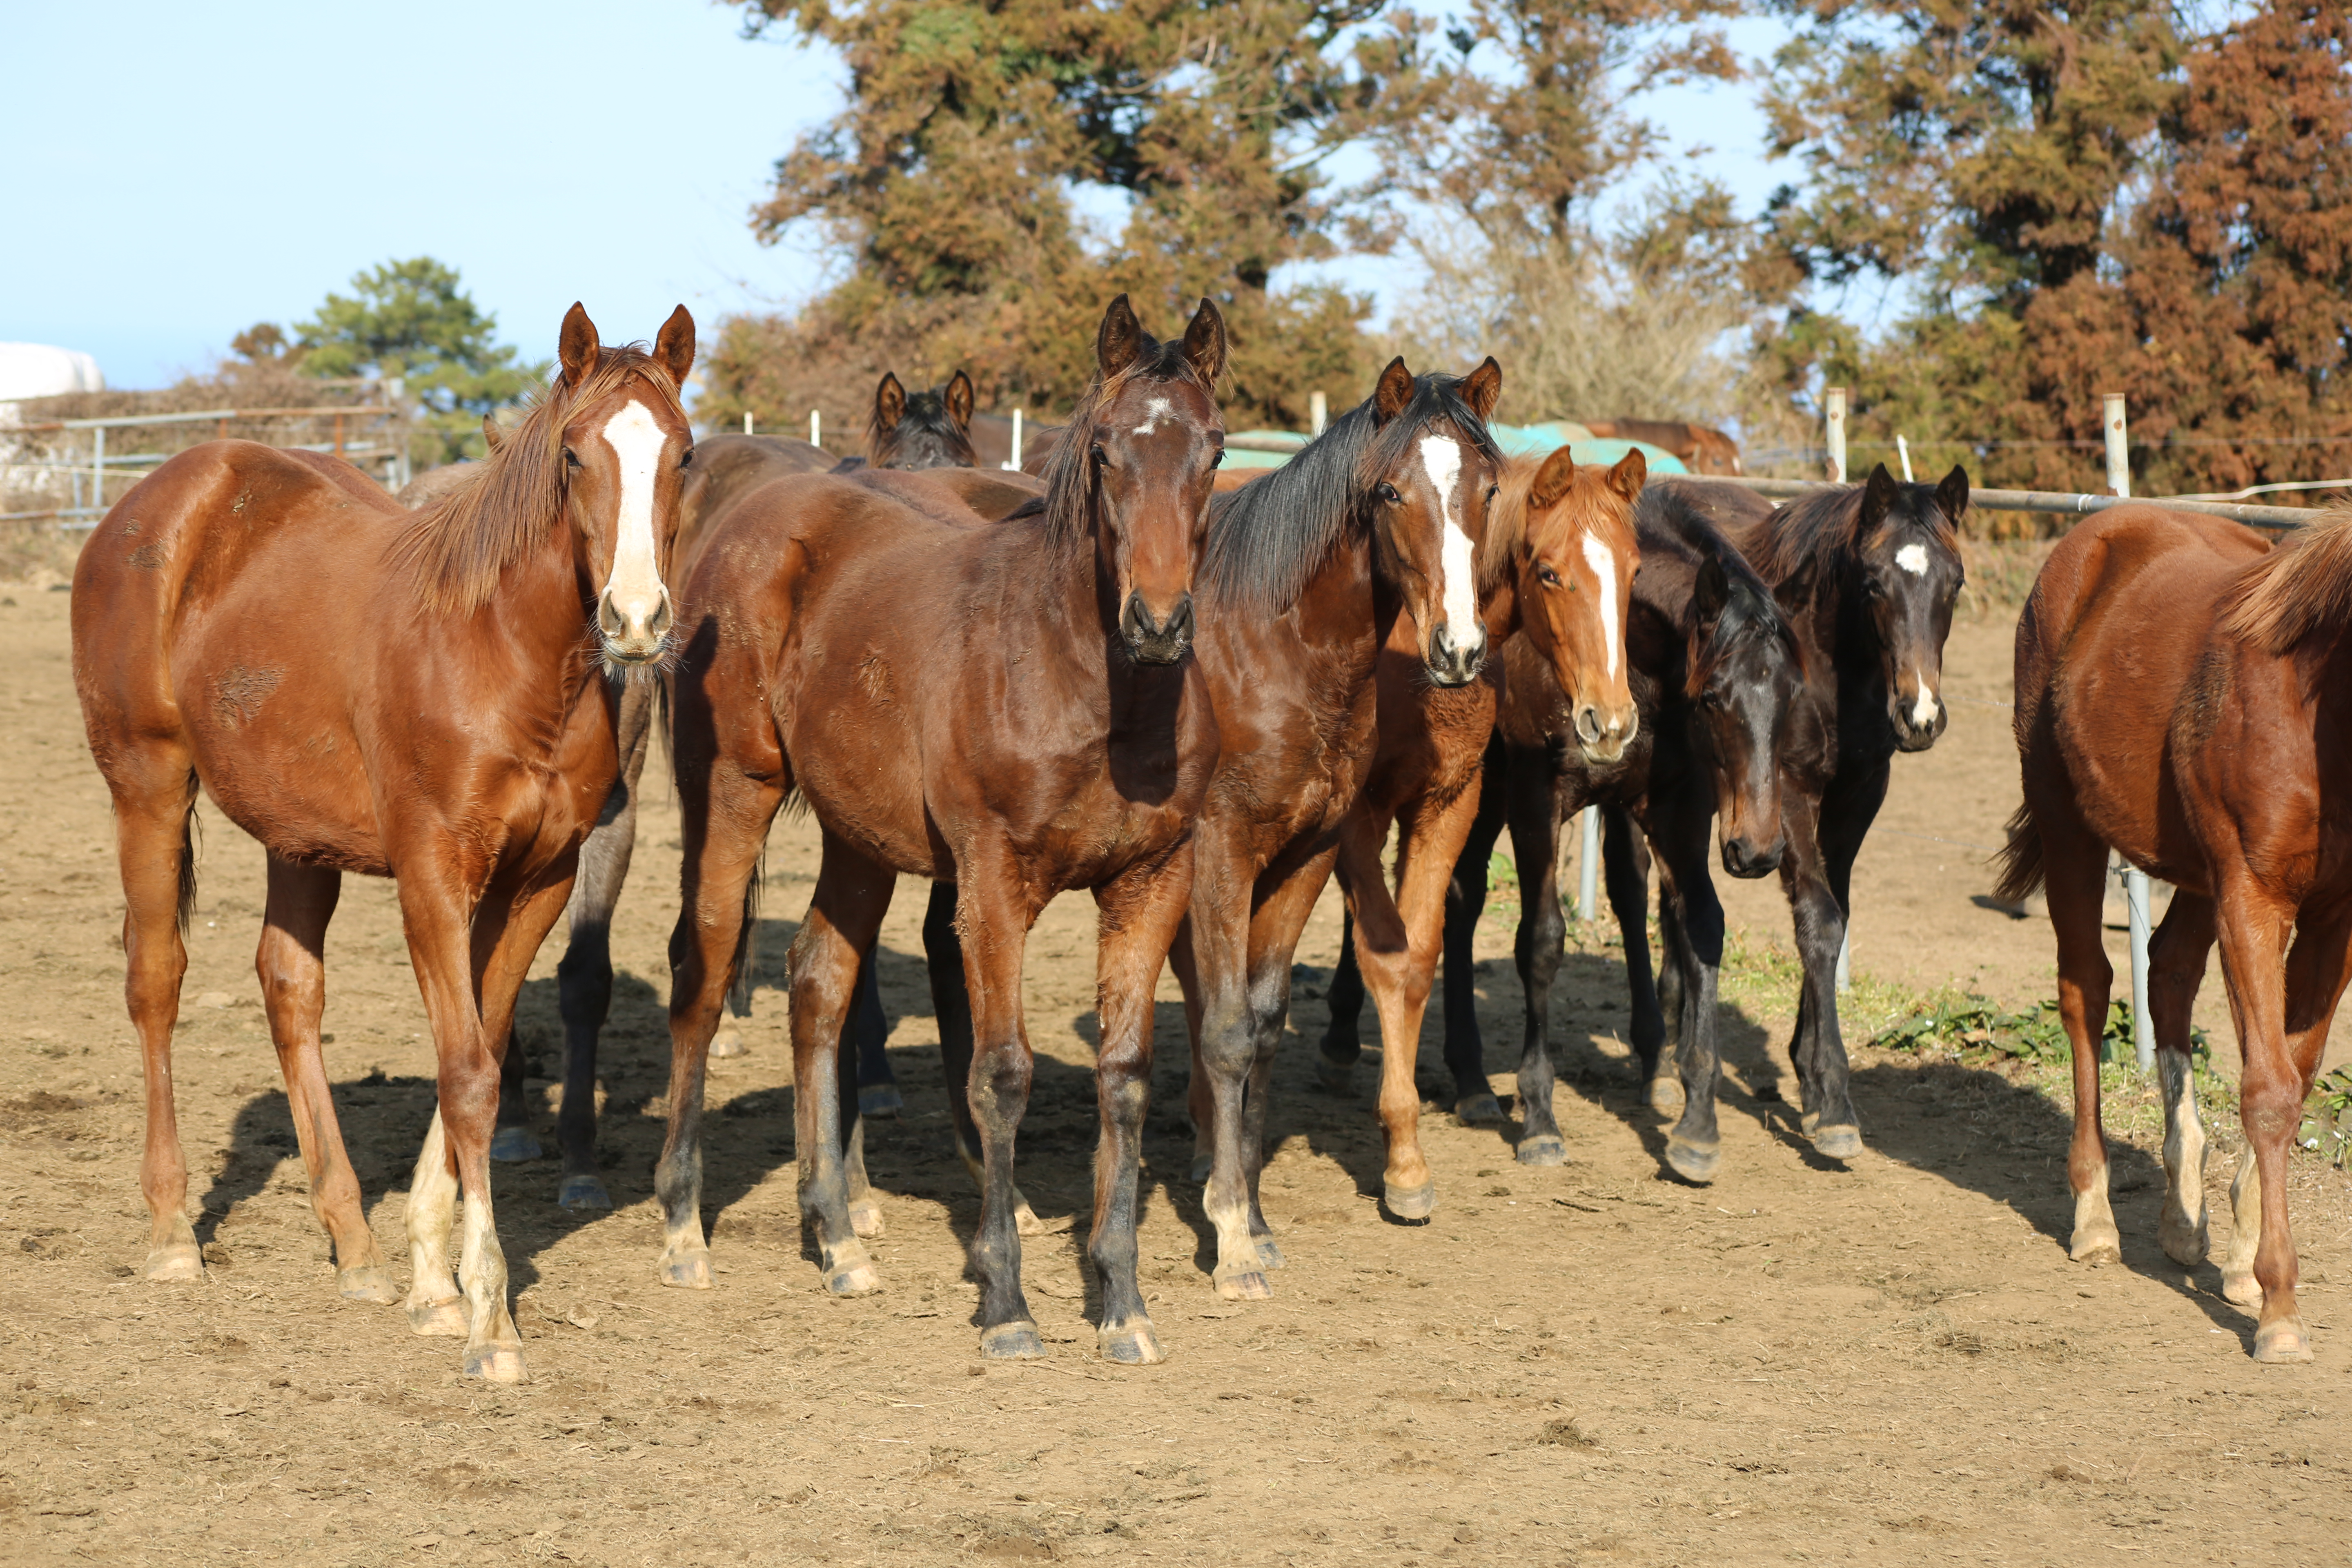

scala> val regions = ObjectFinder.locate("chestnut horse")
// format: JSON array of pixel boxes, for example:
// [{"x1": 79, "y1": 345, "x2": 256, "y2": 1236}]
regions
[
  {"x1": 1310, "y1": 448, "x2": 1646, "y2": 1214},
  {"x1": 1419, "y1": 490, "x2": 1808, "y2": 1176},
  {"x1": 1997, "y1": 503, "x2": 2341, "y2": 1363},
  {"x1": 658, "y1": 296, "x2": 1226, "y2": 1364},
  {"x1": 1613, "y1": 468, "x2": 1966, "y2": 1175},
  {"x1": 73, "y1": 304, "x2": 696, "y2": 1382}
]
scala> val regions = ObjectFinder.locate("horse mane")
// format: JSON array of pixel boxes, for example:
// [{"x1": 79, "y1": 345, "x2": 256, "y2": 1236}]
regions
[
  {"x1": 1635, "y1": 486, "x2": 1803, "y2": 686},
  {"x1": 389, "y1": 344, "x2": 685, "y2": 615},
  {"x1": 1203, "y1": 370, "x2": 1504, "y2": 613},
  {"x1": 1741, "y1": 479, "x2": 1958, "y2": 588},
  {"x1": 1474, "y1": 454, "x2": 1626, "y2": 596},
  {"x1": 1032, "y1": 336, "x2": 1216, "y2": 555},
  {"x1": 2218, "y1": 507, "x2": 2352, "y2": 656}
]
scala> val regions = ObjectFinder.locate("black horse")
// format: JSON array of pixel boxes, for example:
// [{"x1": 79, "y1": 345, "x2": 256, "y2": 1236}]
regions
[
  {"x1": 1324, "y1": 492, "x2": 1806, "y2": 1180},
  {"x1": 1606, "y1": 468, "x2": 1966, "y2": 1165}
]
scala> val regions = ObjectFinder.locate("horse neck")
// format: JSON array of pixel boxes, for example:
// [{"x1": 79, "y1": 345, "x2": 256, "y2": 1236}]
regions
[{"x1": 465, "y1": 518, "x2": 600, "y2": 712}]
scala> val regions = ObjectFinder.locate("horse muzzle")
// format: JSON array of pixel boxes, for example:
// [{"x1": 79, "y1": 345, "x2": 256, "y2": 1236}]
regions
[
  {"x1": 1720, "y1": 832, "x2": 1784, "y2": 879},
  {"x1": 1426, "y1": 621, "x2": 1487, "y2": 688},
  {"x1": 598, "y1": 586, "x2": 674, "y2": 666},
  {"x1": 1573, "y1": 700, "x2": 1638, "y2": 765},
  {"x1": 1891, "y1": 694, "x2": 1947, "y2": 752},
  {"x1": 1121, "y1": 590, "x2": 1194, "y2": 666}
]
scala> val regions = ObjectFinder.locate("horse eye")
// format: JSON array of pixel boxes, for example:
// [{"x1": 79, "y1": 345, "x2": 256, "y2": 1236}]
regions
[
  {"x1": 562, "y1": 446, "x2": 581, "y2": 468},
  {"x1": 1091, "y1": 443, "x2": 1109, "y2": 467},
  {"x1": 678, "y1": 447, "x2": 694, "y2": 469},
  {"x1": 1537, "y1": 566, "x2": 1561, "y2": 587},
  {"x1": 1375, "y1": 482, "x2": 1402, "y2": 505},
  {"x1": 1211, "y1": 448, "x2": 1225, "y2": 469}
]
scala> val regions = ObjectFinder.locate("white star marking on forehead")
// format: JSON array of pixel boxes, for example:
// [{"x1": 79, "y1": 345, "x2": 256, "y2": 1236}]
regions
[
  {"x1": 1133, "y1": 397, "x2": 1174, "y2": 437},
  {"x1": 1895, "y1": 543, "x2": 1928, "y2": 576}
]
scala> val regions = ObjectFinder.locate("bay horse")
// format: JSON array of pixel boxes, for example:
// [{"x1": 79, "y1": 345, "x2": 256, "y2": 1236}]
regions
[
  {"x1": 1997, "y1": 503, "x2": 2337, "y2": 1363},
  {"x1": 1407, "y1": 489, "x2": 1809, "y2": 1177},
  {"x1": 1307, "y1": 448, "x2": 1645, "y2": 1213},
  {"x1": 658, "y1": 296, "x2": 1227, "y2": 1363},
  {"x1": 72, "y1": 304, "x2": 697, "y2": 1382},
  {"x1": 1583, "y1": 418, "x2": 1744, "y2": 477},
  {"x1": 867, "y1": 369, "x2": 978, "y2": 470},
  {"x1": 1615, "y1": 468, "x2": 1965, "y2": 1174}
]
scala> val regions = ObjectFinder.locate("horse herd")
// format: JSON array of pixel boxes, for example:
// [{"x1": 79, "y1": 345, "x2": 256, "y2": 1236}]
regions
[{"x1": 63, "y1": 297, "x2": 2329, "y2": 1385}]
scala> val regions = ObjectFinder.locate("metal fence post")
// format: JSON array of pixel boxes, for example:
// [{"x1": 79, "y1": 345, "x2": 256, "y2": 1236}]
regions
[
  {"x1": 1310, "y1": 391, "x2": 1328, "y2": 437},
  {"x1": 91, "y1": 424, "x2": 105, "y2": 516},
  {"x1": 2105, "y1": 391, "x2": 2157, "y2": 1070},
  {"x1": 1003, "y1": 408, "x2": 1024, "y2": 472},
  {"x1": 1577, "y1": 804, "x2": 1599, "y2": 922},
  {"x1": 810, "y1": 409, "x2": 822, "y2": 449},
  {"x1": 1826, "y1": 388, "x2": 1853, "y2": 990}
]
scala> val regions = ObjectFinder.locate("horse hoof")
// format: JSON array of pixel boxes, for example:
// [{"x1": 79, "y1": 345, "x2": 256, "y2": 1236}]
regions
[
  {"x1": 2158, "y1": 1213, "x2": 2209, "y2": 1268},
  {"x1": 1647, "y1": 1077, "x2": 1685, "y2": 1116},
  {"x1": 1255, "y1": 1237, "x2": 1286, "y2": 1270},
  {"x1": 405, "y1": 1295, "x2": 467, "y2": 1338},
  {"x1": 557, "y1": 1174, "x2": 612, "y2": 1210},
  {"x1": 1382, "y1": 1180, "x2": 1436, "y2": 1223},
  {"x1": 710, "y1": 1028, "x2": 747, "y2": 1060},
  {"x1": 1098, "y1": 1319, "x2": 1167, "y2": 1365},
  {"x1": 2222, "y1": 1272, "x2": 2263, "y2": 1308},
  {"x1": 1664, "y1": 1135, "x2": 1719, "y2": 1184},
  {"x1": 1809, "y1": 1123, "x2": 1863, "y2": 1161},
  {"x1": 824, "y1": 1253, "x2": 880, "y2": 1296},
  {"x1": 1013, "y1": 1198, "x2": 1045, "y2": 1237},
  {"x1": 488, "y1": 1126, "x2": 542, "y2": 1163},
  {"x1": 336, "y1": 1264, "x2": 400, "y2": 1305},
  {"x1": 1214, "y1": 1266, "x2": 1273, "y2": 1302},
  {"x1": 849, "y1": 1200, "x2": 886, "y2": 1240},
  {"x1": 1517, "y1": 1135, "x2": 1567, "y2": 1167},
  {"x1": 1314, "y1": 1052, "x2": 1356, "y2": 1094},
  {"x1": 980, "y1": 1321, "x2": 1047, "y2": 1360},
  {"x1": 143, "y1": 1241, "x2": 205, "y2": 1283},
  {"x1": 659, "y1": 1248, "x2": 713, "y2": 1290},
  {"x1": 2252, "y1": 1319, "x2": 2313, "y2": 1363},
  {"x1": 2068, "y1": 1225, "x2": 2122, "y2": 1266},
  {"x1": 1456, "y1": 1094, "x2": 1504, "y2": 1127},
  {"x1": 463, "y1": 1345, "x2": 529, "y2": 1384},
  {"x1": 858, "y1": 1083, "x2": 902, "y2": 1120}
]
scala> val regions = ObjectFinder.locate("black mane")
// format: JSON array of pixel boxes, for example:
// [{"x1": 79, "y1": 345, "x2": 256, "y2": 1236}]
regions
[
  {"x1": 1202, "y1": 371, "x2": 1503, "y2": 613},
  {"x1": 872, "y1": 383, "x2": 978, "y2": 471}
]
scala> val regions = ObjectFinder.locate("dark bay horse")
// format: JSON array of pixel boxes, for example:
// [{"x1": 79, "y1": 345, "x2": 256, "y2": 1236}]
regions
[
  {"x1": 1616, "y1": 468, "x2": 1966, "y2": 1172},
  {"x1": 868, "y1": 369, "x2": 978, "y2": 470},
  {"x1": 1998, "y1": 503, "x2": 2337, "y2": 1363},
  {"x1": 72, "y1": 304, "x2": 697, "y2": 1381},
  {"x1": 659, "y1": 296, "x2": 1227, "y2": 1364},
  {"x1": 1420, "y1": 490, "x2": 1808, "y2": 1178},
  {"x1": 1310, "y1": 447, "x2": 1645, "y2": 1216}
]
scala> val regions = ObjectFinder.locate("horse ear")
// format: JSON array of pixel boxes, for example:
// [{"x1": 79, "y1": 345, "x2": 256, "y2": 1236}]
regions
[
  {"x1": 654, "y1": 304, "x2": 695, "y2": 390},
  {"x1": 1372, "y1": 357, "x2": 1414, "y2": 425},
  {"x1": 1773, "y1": 547, "x2": 1819, "y2": 613},
  {"x1": 1181, "y1": 297, "x2": 1227, "y2": 385},
  {"x1": 945, "y1": 370, "x2": 975, "y2": 430},
  {"x1": 557, "y1": 303, "x2": 600, "y2": 387},
  {"x1": 1530, "y1": 446, "x2": 1578, "y2": 509},
  {"x1": 1859, "y1": 462, "x2": 1899, "y2": 528},
  {"x1": 1693, "y1": 549, "x2": 1731, "y2": 626},
  {"x1": 481, "y1": 413, "x2": 504, "y2": 454},
  {"x1": 1935, "y1": 463, "x2": 1971, "y2": 525},
  {"x1": 1097, "y1": 294, "x2": 1144, "y2": 379},
  {"x1": 1606, "y1": 446, "x2": 1647, "y2": 503},
  {"x1": 1462, "y1": 356, "x2": 1502, "y2": 420},
  {"x1": 873, "y1": 372, "x2": 905, "y2": 435}
]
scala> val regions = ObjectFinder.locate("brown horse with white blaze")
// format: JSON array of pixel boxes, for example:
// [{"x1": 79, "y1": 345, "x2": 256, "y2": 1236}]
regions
[
  {"x1": 72, "y1": 304, "x2": 697, "y2": 1382},
  {"x1": 659, "y1": 296, "x2": 1226, "y2": 1364},
  {"x1": 1998, "y1": 502, "x2": 2348, "y2": 1363}
]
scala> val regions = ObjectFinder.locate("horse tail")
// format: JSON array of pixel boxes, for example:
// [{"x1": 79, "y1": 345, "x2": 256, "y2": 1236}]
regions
[
  {"x1": 176, "y1": 800, "x2": 201, "y2": 933},
  {"x1": 1991, "y1": 799, "x2": 2045, "y2": 904},
  {"x1": 726, "y1": 851, "x2": 763, "y2": 1017}
]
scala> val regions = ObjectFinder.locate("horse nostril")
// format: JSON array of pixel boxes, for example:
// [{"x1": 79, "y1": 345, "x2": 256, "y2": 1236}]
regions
[
  {"x1": 646, "y1": 595, "x2": 674, "y2": 641},
  {"x1": 597, "y1": 593, "x2": 627, "y2": 641},
  {"x1": 1574, "y1": 706, "x2": 1603, "y2": 745}
]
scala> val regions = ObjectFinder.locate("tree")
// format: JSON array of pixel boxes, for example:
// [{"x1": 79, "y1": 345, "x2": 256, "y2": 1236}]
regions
[{"x1": 703, "y1": 0, "x2": 1388, "y2": 434}]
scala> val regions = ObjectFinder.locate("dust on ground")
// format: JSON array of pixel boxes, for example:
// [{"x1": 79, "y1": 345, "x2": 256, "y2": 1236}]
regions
[{"x1": 2, "y1": 581, "x2": 2346, "y2": 1567}]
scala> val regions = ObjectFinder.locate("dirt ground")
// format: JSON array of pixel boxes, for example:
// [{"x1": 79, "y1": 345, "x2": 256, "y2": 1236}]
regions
[{"x1": 2, "y1": 576, "x2": 2346, "y2": 1568}]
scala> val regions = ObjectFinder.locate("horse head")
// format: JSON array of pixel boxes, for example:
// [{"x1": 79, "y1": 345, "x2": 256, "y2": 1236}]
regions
[
  {"x1": 1513, "y1": 444, "x2": 1643, "y2": 762},
  {"x1": 1362, "y1": 355, "x2": 1504, "y2": 687},
  {"x1": 1849, "y1": 463, "x2": 1968, "y2": 751},
  {"x1": 1688, "y1": 544, "x2": 1804, "y2": 878},
  {"x1": 870, "y1": 369, "x2": 979, "y2": 471}
]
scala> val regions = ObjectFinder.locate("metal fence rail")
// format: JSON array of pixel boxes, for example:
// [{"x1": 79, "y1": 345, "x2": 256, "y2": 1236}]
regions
[{"x1": 1682, "y1": 473, "x2": 2316, "y2": 532}]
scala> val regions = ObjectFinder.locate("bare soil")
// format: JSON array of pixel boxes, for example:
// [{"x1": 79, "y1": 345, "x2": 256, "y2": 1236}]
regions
[{"x1": 2, "y1": 581, "x2": 2345, "y2": 1567}]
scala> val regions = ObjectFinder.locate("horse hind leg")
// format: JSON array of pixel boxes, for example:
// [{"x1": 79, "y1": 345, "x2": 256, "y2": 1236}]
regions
[
  {"x1": 2221, "y1": 1148, "x2": 2262, "y2": 1307},
  {"x1": 115, "y1": 777, "x2": 202, "y2": 1281},
  {"x1": 2039, "y1": 811, "x2": 2120, "y2": 1265},
  {"x1": 549, "y1": 734, "x2": 649, "y2": 1208},
  {"x1": 2147, "y1": 892, "x2": 2216, "y2": 1268},
  {"x1": 256, "y1": 858, "x2": 395, "y2": 1303}
]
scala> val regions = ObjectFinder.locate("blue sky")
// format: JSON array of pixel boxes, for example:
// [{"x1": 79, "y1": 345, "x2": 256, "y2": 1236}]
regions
[{"x1": 6, "y1": 2, "x2": 1789, "y2": 391}]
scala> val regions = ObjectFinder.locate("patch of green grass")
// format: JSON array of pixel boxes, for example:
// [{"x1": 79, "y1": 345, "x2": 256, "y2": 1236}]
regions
[{"x1": 2303, "y1": 1066, "x2": 2352, "y2": 1169}]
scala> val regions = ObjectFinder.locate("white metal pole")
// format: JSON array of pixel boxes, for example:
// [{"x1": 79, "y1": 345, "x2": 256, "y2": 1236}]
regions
[
  {"x1": 743, "y1": 411, "x2": 753, "y2": 435},
  {"x1": 1310, "y1": 391, "x2": 1328, "y2": 437},
  {"x1": 2105, "y1": 391, "x2": 2156, "y2": 1070},
  {"x1": 810, "y1": 409, "x2": 821, "y2": 448},
  {"x1": 1004, "y1": 408, "x2": 1024, "y2": 471},
  {"x1": 1826, "y1": 387, "x2": 1853, "y2": 991},
  {"x1": 92, "y1": 424, "x2": 106, "y2": 515},
  {"x1": 1896, "y1": 433, "x2": 1914, "y2": 482},
  {"x1": 1577, "y1": 805, "x2": 1599, "y2": 922}
]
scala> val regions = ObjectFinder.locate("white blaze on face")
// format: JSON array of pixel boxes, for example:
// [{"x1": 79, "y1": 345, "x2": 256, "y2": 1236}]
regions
[
  {"x1": 1911, "y1": 666, "x2": 1938, "y2": 728},
  {"x1": 1579, "y1": 531, "x2": 1621, "y2": 679},
  {"x1": 600, "y1": 400, "x2": 669, "y2": 631},
  {"x1": 1133, "y1": 396, "x2": 1174, "y2": 437},
  {"x1": 1895, "y1": 542, "x2": 1929, "y2": 576},
  {"x1": 1419, "y1": 435, "x2": 1479, "y2": 643}
]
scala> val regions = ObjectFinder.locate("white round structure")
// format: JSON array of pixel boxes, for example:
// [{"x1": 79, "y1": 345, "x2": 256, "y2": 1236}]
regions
[{"x1": 0, "y1": 343, "x2": 105, "y2": 403}]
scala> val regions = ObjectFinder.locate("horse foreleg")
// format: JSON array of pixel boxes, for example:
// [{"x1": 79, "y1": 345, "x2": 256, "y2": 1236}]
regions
[
  {"x1": 1338, "y1": 809, "x2": 1439, "y2": 1221},
  {"x1": 2147, "y1": 893, "x2": 2217, "y2": 1268},
  {"x1": 958, "y1": 855, "x2": 1046, "y2": 1358},
  {"x1": 1602, "y1": 808, "x2": 1671, "y2": 1111},
  {"x1": 1087, "y1": 850, "x2": 1192, "y2": 1364},
  {"x1": 1233, "y1": 850, "x2": 1337, "y2": 1276},
  {"x1": 927, "y1": 881, "x2": 1041, "y2": 1232},
  {"x1": 1315, "y1": 909, "x2": 1369, "y2": 1091},
  {"x1": 787, "y1": 839, "x2": 892, "y2": 1297},
  {"x1": 1186, "y1": 821, "x2": 1270, "y2": 1300},
  {"x1": 256, "y1": 857, "x2": 391, "y2": 1303},
  {"x1": 1647, "y1": 791, "x2": 1726, "y2": 1184},
  {"x1": 1506, "y1": 763, "x2": 1571, "y2": 1164},
  {"x1": 1775, "y1": 789, "x2": 1862, "y2": 1159},
  {"x1": 1437, "y1": 744, "x2": 1506, "y2": 1110}
]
